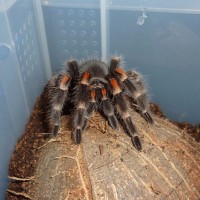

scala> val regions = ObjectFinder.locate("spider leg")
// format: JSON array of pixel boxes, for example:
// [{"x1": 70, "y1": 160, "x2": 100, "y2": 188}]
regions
[
  {"x1": 49, "y1": 74, "x2": 71, "y2": 136},
  {"x1": 127, "y1": 70, "x2": 153, "y2": 123},
  {"x1": 72, "y1": 72, "x2": 94, "y2": 143},
  {"x1": 67, "y1": 59, "x2": 80, "y2": 80},
  {"x1": 99, "y1": 88, "x2": 118, "y2": 129},
  {"x1": 109, "y1": 78, "x2": 142, "y2": 151},
  {"x1": 72, "y1": 100, "x2": 87, "y2": 144},
  {"x1": 113, "y1": 66, "x2": 153, "y2": 124},
  {"x1": 109, "y1": 56, "x2": 122, "y2": 72},
  {"x1": 82, "y1": 90, "x2": 97, "y2": 130}
]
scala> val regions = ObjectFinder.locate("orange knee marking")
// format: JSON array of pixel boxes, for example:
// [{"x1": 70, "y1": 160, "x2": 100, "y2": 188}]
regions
[
  {"x1": 91, "y1": 90, "x2": 96, "y2": 98},
  {"x1": 81, "y1": 72, "x2": 90, "y2": 85},
  {"x1": 101, "y1": 88, "x2": 107, "y2": 96},
  {"x1": 90, "y1": 90, "x2": 96, "y2": 102},
  {"x1": 110, "y1": 78, "x2": 119, "y2": 88},
  {"x1": 60, "y1": 75, "x2": 70, "y2": 90},
  {"x1": 115, "y1": 68, "x2": 127, "y2": 81},
  {"x1": 109, "y1": 78, "x2": 122, "y2": 94},
  {"x1": 61, "y1": 75, "x2": 70, "y2": 84},
  {"x1": 83, "y1": 72, "x2": 90, "y2": 79},
  {"x1": 115, "y1": 68, "x2": 126, "y2": 75}
]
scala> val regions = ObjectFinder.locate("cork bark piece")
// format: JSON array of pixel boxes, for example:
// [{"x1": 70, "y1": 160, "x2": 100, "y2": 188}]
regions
[{"x1": 7, "y1": 96, "x2": 200, "y2": 200}]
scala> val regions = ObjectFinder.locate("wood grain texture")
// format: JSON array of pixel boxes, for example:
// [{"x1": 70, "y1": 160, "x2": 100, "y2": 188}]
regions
[{"x1": 32, "y1": 112, "x2": 200, "y2": 200}]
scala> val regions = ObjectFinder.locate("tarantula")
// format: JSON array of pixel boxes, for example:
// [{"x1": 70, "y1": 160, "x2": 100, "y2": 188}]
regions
[{"x1": 47, "y1": 57, "x2": 153, "y2": 151}]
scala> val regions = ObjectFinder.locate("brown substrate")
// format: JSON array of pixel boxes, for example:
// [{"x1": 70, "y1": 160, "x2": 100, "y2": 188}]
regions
[
  {"x1": 150, "y1": 103, "x2": 200, "y2": 142},
  {"x1": 6, "y1": 90, "x2": 50, "y2": 199},
  {"x1": 6, "y1": 91, "x2": 200, "y2": 199}
]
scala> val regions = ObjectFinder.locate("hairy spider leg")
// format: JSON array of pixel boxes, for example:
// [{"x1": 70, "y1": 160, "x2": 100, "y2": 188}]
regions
[
  {"x1": 109, "y1": 56, "x2": 122, "y2": 72},
  {"x1": 67, "y1": 60, "x2": 80, "y2": 78},
  {"x1": 113, "y1": 66, "x2": 153, "y2": 124},
  {"x1": 51, "y1": 74, "x2": 71, "y2": 135},
  {"x1": 109, "y1": 56, "x2": 153, "y2": 124},
  {"x1": 109, "y1": 78, "x2": 142, "y2": 151},
  {"x1": 127, "y1": 70, "x2": 153, "y2": 124},
  {"x1": 100, "y1": 88, "x2": 118, "y2": 129},
  {"x1": 72, "y1": 72, "x2": 92, "y2": 144},
  {"x1": 81, "y1": 90, "x2": 97, "y2": 131}
]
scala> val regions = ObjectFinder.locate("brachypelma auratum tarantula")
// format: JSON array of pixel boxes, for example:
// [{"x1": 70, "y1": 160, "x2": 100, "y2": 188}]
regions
[{"x1": 47, "y1": 57, "x2": 153, "y2": 151}]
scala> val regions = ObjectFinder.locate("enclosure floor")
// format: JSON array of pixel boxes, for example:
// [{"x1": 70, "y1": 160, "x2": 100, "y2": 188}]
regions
[{"x1": 6, "y1": 89, "x2": 200, "y2": 199}]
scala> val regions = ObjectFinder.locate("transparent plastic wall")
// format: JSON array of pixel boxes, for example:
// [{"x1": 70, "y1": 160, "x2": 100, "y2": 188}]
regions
[
  {"x1": 41, "y1": 0, "x2": 101, "y2": 72},
  {"x1": 0, "y1": 0, "x2": 200, "y2": 198},
  {"x1": 41, "y1": 0, "x2": 200, "y2": 123},
  {"x1": 107, "y1": 0, "x2": 200, "y2": 123},
  {"x1": 0, "y1": 0, "x2": 50, "y2": 197}
]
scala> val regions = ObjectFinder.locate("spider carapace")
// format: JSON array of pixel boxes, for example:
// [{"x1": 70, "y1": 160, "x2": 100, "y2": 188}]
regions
[{"x1": 47, "y1": 57, "x2": 153, "y2": 151}]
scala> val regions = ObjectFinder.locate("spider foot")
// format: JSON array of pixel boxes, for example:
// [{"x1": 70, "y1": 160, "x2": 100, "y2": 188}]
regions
[
  {"x1": 110, "y1": 56, "x2": 122, "y2": 69},
  {"x1": 131, "y1": 135, "x2": 142, "y2": 151},
  {"x1": 82, "y1": 119, "x2": 88, "y2": 131},
  {"x1": 124, "y1": 117, "x2": 136, "y2": 137},
  {"x1": 52, "y1": 125, "x2": 59, "y2": 136},
  {"x1": 142, "y1": 112, "x2": 154, "y2": 124},
  {"x1": 72, "y1": 129, "x2": 82, "y2": 144},
  {"x1": 108, "y1": 115, "x2": 119, "y2": 129}
]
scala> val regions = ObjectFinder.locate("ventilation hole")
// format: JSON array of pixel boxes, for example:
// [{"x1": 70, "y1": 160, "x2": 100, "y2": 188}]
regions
[
  {"x1": 60, "y1": 30, "x2": 66, "y2": 36},
  {"x1": 67, "y1": 9, "x2": 74, "y2": 16},
  {"x1": 90, "y1": 20, "x2": 96, "y2": 27},
  {"x1": 89, "y1": 10, "x2": 95, "y2": 16},
  {"x1": 21, "y1": 39, "x2": 25, "y2": 45},
  {"x1": 79, "y1": 10, "x2": 85, "y2": 16},
  {"x1": 24, "y1": 50, "x2": 27, "y2": 56},
  {"x1": 82, "y1": 41, "x2": 87, "y2": 46},
  {"x1": 69, "y1": 20, "x2": 75, "y2": 26},
  {"x1": 92, "y1": 41, "x2": 97, "y2": 47},
  {"x1": 81, "y1": 31, "x2": 86, "y2": 37},
  {"x1": 91, "y1": 31, "x2": 97, "y2": 37},
  {"x1": 70, "y1": 30, "x2": 76, "y2": 37},
  {"x1": 62, "y1": 40, "x2": 68, "y2": 46},
  {"x1": 93, "y1": 51, "x2": 98, "y2": 56},
  {"x1": 19, "y1": 55, "x2": 23, "y2": 61},
  {"x1": 19, "y1": 28, "x2": 23, "y2": 34},
  {"x1": 59, "y1": 20, "x2": 65, "y2": 26},
  {"x1": 80, "y1": 20, "x2": 86, "y2": 26}
]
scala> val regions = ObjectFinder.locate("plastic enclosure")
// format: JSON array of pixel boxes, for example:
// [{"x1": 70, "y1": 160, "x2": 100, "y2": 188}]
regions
[
  {"x1": 0, "y1": 0, "x2": 50, "y2": 197},
  {"x1": 0, "y1": 0, "x2": 200, "y2": 198}
]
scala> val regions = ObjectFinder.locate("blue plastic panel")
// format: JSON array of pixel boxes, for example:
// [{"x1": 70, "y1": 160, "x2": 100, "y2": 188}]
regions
[
  {"x1": 0, "y1": 11, "x2": 28, "y2": 199},
  {"x1": 41, "y1": 0, "x2": 99, "y2": 8},
  {"x1": 0, "y1": 0, "x2": 16, "y2": 11},
  {"x1": 108, "y1": 0, "x2": 200, "y2": 13},
  {"x1": 0, "y1": 0, "x2": 200, "y2": 198},
  {"x1": 42, "y1": 4, "x2": 101, "y2": 72},
  {"x1": 8, "y1": 0, "x2": 47, "y2": 109},
  {"x1": 0, "y1": 0, "x2": 48, "y2": 198},
  {"x1": 109, "y1": 10, "x2": 200, "y2": 123}
]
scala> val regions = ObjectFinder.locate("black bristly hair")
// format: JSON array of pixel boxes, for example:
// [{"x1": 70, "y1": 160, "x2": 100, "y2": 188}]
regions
[{"x1": 46, "y1": 57, "x2": 153, "y2": 151}]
